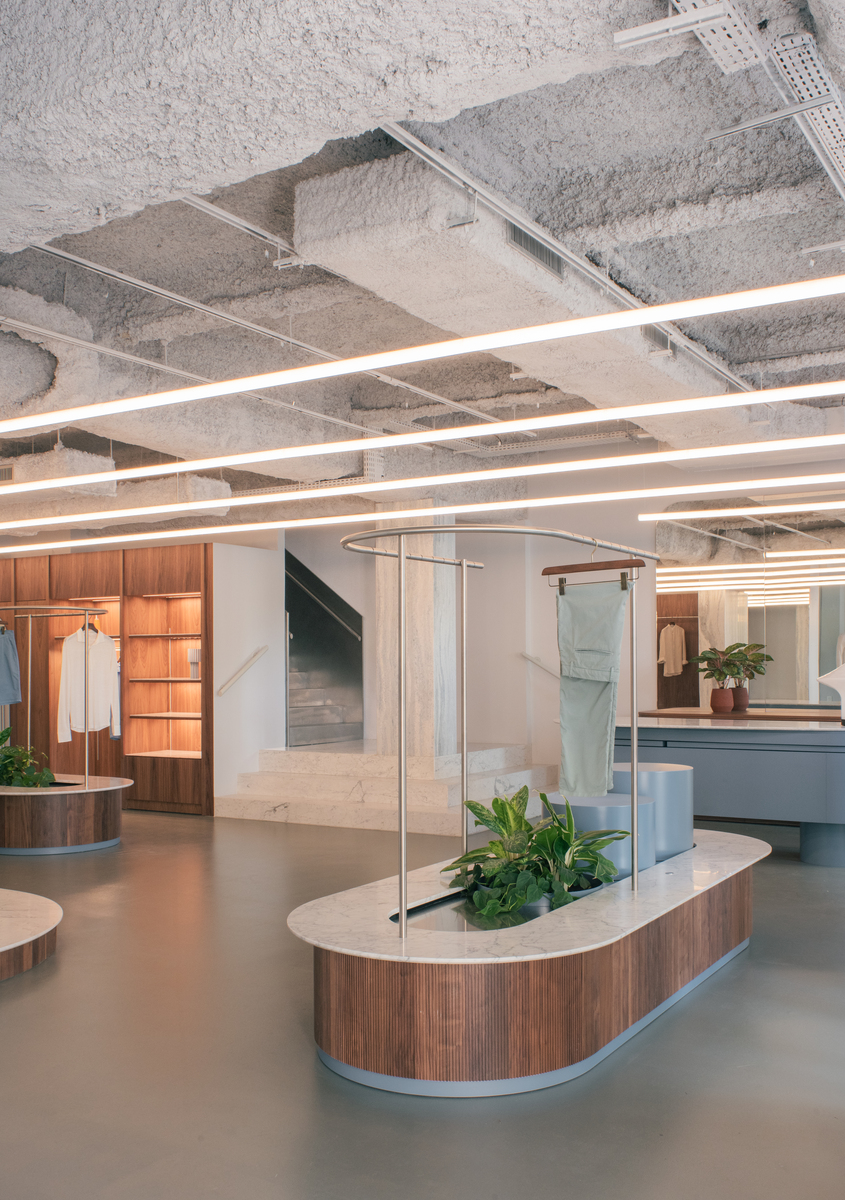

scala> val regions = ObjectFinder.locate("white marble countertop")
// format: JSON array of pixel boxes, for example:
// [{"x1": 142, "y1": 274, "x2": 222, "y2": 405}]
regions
[
  {"x1": 287, "y1": 829, "x2": 771, "y2": 965},
  {"x1": 0, "y1": 774, "x2": 133, "y2": 796},
  {"x1": 626, "y1": 717, "x2": 844, "y2": 733},
  {"x1": 0, "y1": 888, "x2": 63, "y2": 952}
]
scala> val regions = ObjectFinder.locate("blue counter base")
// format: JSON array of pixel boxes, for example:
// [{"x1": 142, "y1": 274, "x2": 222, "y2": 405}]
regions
[
  {"x1": 0, "y1": 837, "x2": 121, "y2": 856},
  {"x1": 317, "y1": 938, "x2": 750, "y2": 1097}
]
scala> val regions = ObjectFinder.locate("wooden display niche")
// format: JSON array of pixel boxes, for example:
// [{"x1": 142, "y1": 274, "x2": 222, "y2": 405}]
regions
[{"x1": 0, "y1": 545, "x2": 213, "y2": 816}]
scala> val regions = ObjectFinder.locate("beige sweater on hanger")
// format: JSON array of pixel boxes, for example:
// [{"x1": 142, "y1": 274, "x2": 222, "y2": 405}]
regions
[{"x1": 658, "y1": 623, "x2": 687, "y2": 678}]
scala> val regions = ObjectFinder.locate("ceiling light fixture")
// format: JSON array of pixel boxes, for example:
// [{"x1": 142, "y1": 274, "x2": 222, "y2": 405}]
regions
[
  {"x1": 5, "y1": 406, "x2": 845, "y2": 503},
  {"x1": 766, "y1": 547, "x2": 845, "y2": 558},
  {"x1": 2, "y1": 275, "x2": 845, "y2": 439},
  {"x1": 641, "y1": 500, "x2": 845, "y2": 520},
  {"x1": 8, "y1": 433, "x2": 845, "y2": 526}
]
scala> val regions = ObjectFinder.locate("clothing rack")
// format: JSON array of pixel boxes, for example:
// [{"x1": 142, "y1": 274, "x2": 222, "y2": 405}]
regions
[
  {"x1": 341, "y1": 523, "x2": 658, "y2": 937},
  {"x1": 541, "y1": 558, "x2": 645, "y2": 891},
  {"x1": 0, "y1": 604, "x2": 108, "y2": 787}
]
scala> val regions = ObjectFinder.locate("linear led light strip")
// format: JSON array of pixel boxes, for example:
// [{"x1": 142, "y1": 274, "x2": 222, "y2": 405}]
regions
[
  {"x1": 1, "y1": 273, "x2": 844, "y2": 439},
  {"x1": 767, "y1": 547, "x2": 845, "y2": 558},
  {"x1": 10, "y1": 471, "x2": 845, "y2": 557},
  {"x1": 8, "y1": 431, "x2": 845, "y2": 528},
  {"x1": 5, "y1": 394, "x2": 845, "y2": 503},
  {"x1": 659, "y1": 559, "x2": 845, "y2": 571},
  {"x1": 641, "y1": 498, "x2": 845, "y2": 521}
]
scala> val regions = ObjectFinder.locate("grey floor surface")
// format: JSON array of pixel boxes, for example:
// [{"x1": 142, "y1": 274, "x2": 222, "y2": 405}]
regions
[{"x1": 1, "y1": 812, "x2": 843, "y2": 1199}]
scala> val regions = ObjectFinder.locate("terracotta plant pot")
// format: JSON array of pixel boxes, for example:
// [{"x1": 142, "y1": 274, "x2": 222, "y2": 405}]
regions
[
  {"x1": 709, "y1": 687, "x2": 734, "y2": 714},
  {"x1": 732, "y1": 686, "x2": 749, "y2": 712}
]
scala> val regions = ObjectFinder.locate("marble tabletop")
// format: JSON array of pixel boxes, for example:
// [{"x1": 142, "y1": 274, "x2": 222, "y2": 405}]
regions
[
  {"x1": 287, "y1": 829, "x2": 771, "y2": 965},
  {"x1": 0, "y1": 888, "x2": 63, "y2": 953},
  {"x1": 0, "y1": 774, "x2": 133, "y2": 796}
]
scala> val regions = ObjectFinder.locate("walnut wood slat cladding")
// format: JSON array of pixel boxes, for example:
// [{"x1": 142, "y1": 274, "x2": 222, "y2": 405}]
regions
[
  {"x1": 314, "y1": 871, "x2": 752, "y2": 1082},
  {"x1": 49, "y1": 550, "x2": 122, "y2": 600},
  {"x1": 14, "y1": 556, "x2": 49, "y2": 601},
  {"x1": 0, "y1": 788, "x2": 123, "y2": 849},
  {"x1": 0, "y1": 928, "x2": 56, "y2": 982},
  {"x1": 123, "y1": 545, "x2": 202, "y2": 596}
]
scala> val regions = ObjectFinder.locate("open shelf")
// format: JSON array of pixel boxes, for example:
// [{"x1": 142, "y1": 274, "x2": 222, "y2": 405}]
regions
[
  {"x1": 126, "y1": 750, "x2": 202, "y2": 759},
  {"x1": 131, "y1": 712, "x2": 202, "y2": 721},
  {"x1": 127, "y1": 632, "x2": 201, "y2": 639},
  {"x1": 128, "y1": 677, "x2": 201, "y2": 683}
]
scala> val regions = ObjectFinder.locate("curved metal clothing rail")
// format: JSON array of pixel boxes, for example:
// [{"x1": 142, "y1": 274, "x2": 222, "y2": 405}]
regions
[
  {"x1": 0, "y1": 604, "x2": 109, "y2": 788},
  {"x1": 341, "y1": 523, "x2": 658, "y2": 937}
]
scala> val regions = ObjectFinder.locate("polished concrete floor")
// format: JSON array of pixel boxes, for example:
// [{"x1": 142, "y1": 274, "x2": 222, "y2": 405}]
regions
[{"x1": 1, "y1": 813, "x2": 844, "y2": 1199}]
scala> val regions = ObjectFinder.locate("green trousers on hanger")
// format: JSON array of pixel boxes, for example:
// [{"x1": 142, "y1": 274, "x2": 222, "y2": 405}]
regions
[{"x1": 557, "y1": 580, "x2": 629, "y2": 797}]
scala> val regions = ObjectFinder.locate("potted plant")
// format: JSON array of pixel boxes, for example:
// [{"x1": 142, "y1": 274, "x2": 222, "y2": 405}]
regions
[
  {"x1": 729, "y1": 643, "x2": 773, "y2": 711},
  {"x1": 0, "y1": 728, "x2": 55, "y2": 788},
  {"x1": 689, "y1": 644, "x2": 744, "y2": 712},
  {"x1": 441, "y1": 785, "x2": 629, "y2": 919}
]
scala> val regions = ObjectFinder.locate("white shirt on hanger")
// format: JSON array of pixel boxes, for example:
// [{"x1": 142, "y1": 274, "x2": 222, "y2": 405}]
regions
[
  {"x1": 57, "y1": 628, "x2": 121, "y2": 743},
  {"x1": 657, "y1": 623, "x2": 687, "y2": 678}
]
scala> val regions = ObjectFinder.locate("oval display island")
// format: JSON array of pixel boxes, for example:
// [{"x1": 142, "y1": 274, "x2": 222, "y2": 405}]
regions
[
  {"x1": 0, "y1": 889, "x2": 63, "y2": 980},
  {"x1": 288, "y1": 829, "x2": 771, "y2": 1096},
  {"x1": 0, "y1": 775, "x2": 133, "y2": 855}
]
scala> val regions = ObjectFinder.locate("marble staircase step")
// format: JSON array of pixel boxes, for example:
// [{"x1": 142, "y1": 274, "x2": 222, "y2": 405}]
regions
[
  {"x1": 287, "y1": 723, "x2": 364, "y2": 746},
  {"x1": 234, "y1": 764, "x2": 556, "y2": 811},
  {"x1": 289, "y1": 705, "x2": 349, "y2": 726},
  {"x1": 256, "y1": 742, "x2": 529, "y2": 779}
]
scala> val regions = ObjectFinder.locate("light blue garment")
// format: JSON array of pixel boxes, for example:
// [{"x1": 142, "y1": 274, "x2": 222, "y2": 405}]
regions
[
  {"x1": 557, "y1": 580, "x2": 629, "y2": 797},
  {"x1": 0, "y1": 629, "x2": 21, "y2": 705}
]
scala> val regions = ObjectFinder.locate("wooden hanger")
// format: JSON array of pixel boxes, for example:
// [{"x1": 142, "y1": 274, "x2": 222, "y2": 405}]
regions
[{"x1": 542, "y1": 558, "x2": 646, "y2": 594}]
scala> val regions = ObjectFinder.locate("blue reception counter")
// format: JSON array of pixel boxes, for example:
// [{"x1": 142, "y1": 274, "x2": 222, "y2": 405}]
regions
[{"x1": 616, "y1": 717, "x2": 845, "y2": 865}]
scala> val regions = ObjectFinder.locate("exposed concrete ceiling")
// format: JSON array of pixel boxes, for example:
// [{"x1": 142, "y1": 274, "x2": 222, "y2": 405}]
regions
[{"x1": 2, "y1": 0, "x2": 845, "y2": 549}]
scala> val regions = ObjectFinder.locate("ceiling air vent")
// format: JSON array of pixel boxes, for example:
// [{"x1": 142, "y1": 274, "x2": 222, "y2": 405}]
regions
[
  {"x1": 0, "y1": 467, "x2": 12, "y2": 482},
  {"x1": 507, "y1": 222, "x2": 564, "y2": 278}
]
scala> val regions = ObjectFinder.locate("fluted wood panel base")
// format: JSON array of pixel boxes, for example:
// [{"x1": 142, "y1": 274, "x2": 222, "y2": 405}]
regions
[
  {"x1": 315, "y1": 869, "x2": 752, "y2": 1082},
  {"x1": 0, "y1": 789, "x2": 123, "y2": 850},
  {"x1": 0, "y1": 928, "x2": 57, "y2": 981}
]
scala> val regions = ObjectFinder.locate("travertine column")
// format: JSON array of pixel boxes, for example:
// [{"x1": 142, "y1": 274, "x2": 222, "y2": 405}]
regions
[{"x1": 375, "y1": 505, "x2": 457, "y2": 758}]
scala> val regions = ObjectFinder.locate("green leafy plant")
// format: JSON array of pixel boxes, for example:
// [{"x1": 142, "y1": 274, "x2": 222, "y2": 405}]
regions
[
  {"x1": 0, "y1": 728, "x2": 55, "y2": 788},
  {"x1": 688, "y1": 643, "x2": 745, "y2": 688},
  {"x1": 441, "y1": 786, "x2": 629, "y2": 918},
  {"x1": 731, "y1": 642, "x2": 773, "y2": 684}
]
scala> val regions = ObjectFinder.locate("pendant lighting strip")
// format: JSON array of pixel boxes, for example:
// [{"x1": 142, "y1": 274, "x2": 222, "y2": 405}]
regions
[{"x1": 7, "y1": 262, "x2": 845, "y2": 441}]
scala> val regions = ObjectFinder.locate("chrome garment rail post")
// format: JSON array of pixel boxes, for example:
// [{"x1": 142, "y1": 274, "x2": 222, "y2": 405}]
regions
[
  {"x1": 630, "y1": 582, "x2": 639, "y2": 891},
  {"x1": 397, "y1": 535, "x2": 408, "y2": 939},
  {"x1": 460, "y1": 557, "x2": 469, "y2": 857},
  {"x1": 84, "y1": 608, "x2": 90, "y2": 788},
  {"x1": 27, "y1": 615, "x2": 32, "y2": 748}
]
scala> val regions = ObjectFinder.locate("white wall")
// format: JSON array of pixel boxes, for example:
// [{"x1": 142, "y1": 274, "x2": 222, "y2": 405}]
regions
[{"x1": 213, "y1": 540, "x2": 287, "y2": 797}]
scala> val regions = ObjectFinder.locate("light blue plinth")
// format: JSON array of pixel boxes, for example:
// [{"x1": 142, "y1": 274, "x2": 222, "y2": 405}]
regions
[
  {"x1": 546, "y1": 793, "x2": 656, "y2": 878},
  {"x1": 611, "y1": 762, "x2": 694, "y2": 862},
  {"x1": 0, "y1": 837, "x2": 121, "y2": 856},
  {"x1": 800, "y1": 822, "x2": 845, "y2": 866}
]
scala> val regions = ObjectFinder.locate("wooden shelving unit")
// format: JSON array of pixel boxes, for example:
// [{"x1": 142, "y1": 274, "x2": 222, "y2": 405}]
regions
[{"x1": 0, "y1": 545, "x2": 213, "y2": 817}]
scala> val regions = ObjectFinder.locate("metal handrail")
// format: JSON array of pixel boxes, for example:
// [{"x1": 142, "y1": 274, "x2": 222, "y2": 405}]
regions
[{"x1": 284, "y1": 570, "x2": 362, "y2": 642}]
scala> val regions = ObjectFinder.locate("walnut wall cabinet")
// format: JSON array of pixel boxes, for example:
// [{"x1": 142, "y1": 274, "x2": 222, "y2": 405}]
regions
[{"x1": 0, "y1": 545, "x2": 213, "y2": 816}]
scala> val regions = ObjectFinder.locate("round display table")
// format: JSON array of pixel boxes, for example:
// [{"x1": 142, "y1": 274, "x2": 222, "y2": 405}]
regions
[
  {"x1": 0, "y1": 775, "x2": 133, "y2": 855},
  {"x1": 0, "y1": 889, "x2": 63, "y2": 980}
]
